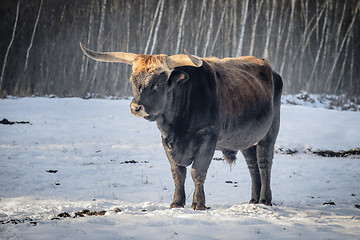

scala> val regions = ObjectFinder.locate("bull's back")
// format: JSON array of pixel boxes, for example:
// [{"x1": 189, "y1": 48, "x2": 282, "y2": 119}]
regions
[{"x1": 206, "y1": 57, "x2": 275, "y2": 151}]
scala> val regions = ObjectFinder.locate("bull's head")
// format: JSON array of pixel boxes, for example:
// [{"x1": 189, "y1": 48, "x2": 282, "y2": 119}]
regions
[{"x1": 80, "y1": 43, "x2": 202, "y2": 121}]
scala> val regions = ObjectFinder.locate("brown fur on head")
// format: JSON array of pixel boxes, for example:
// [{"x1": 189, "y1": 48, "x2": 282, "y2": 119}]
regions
[{"x1": 132, "y1": 55, "x2": 171, "y2": 75}]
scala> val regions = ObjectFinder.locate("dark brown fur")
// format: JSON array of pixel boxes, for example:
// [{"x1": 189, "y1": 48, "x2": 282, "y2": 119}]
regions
[{"x1": 80, "y1": 45, "x2": 283, "y2": 209}]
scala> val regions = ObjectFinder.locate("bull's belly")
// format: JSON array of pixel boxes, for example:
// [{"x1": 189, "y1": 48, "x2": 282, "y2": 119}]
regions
[
  {"x1": 216, "y1": 134, "x2": 259, "y2": 151},
  {"x1": 215, "y1": 117, "x2": 272, "y2": 151}
]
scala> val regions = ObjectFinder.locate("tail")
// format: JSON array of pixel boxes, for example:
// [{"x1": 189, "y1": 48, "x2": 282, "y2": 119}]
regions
[
  {"x1": 222, "y1": 149, "x2": 237, "y2": 165},
  {"x1": 272, "y1": 71, "x2": 283, "y2": 105}
]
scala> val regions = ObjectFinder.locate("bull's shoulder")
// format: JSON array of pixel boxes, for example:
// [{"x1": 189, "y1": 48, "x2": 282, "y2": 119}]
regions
[{"x1": 207, "y1": 56, "x2": 274, "y2": 117}]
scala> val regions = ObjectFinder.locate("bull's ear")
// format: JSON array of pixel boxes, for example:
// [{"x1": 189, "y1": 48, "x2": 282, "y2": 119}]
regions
[{"x1": 168, "y1": 70, "x2": 189, "y2": 91}]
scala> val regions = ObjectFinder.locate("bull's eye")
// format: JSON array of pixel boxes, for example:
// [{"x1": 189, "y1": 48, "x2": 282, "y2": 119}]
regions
[{"x1": 153, "y1": 82, "x2": 164, "y2": 90}]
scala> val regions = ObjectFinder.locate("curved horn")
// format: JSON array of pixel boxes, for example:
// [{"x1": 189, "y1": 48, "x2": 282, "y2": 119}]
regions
[
  {"x1": 80, "y1": 42, "x2": 137, "y2": 65},
  {"x1": 167, "y1": 50, "x2": 203, "y2": 69}
]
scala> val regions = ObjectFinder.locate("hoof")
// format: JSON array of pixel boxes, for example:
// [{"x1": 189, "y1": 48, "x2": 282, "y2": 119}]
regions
[
  {"x1": 249, "y1": 199, "x2": 259, "y2": 204},
  {"x1": 191, "y1": 203, "x2": 210, "y2": 210},
  {"x1": 169, "y1": 203, "x2": 185, "y2": 209},
  {"x1": 260, "y1": 199, "x2": 272, "y2": 206}
]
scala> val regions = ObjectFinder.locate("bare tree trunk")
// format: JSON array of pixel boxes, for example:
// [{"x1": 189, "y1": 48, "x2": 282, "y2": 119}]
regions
[
  {"x1": 194, "y1": 0, "x2": 207, "y2": 55},
  {"x1": 335, "y1": 1, "x2": 347, "y2": 52},
  {"x1": 150, "y1": 0, "x2": 164, "y2": 54},
  {"x1": 263, "y1": 0, "x2": 275, "y2": 58},
  {"x1": 210, "y1": 0, "x2": 228, "y2": 56},
  {"x1": 144, "y1": 0, "x2": 162, "y2": 54},
  {"x1": 316, "y1": 0, "x2": 320, "y2": 41},
  {"x1": 295, "y1": 1, "x2": 327, "y2": 91},
  {"x1": 336, "y1": 31, "x2": 351, "y2": 94},
  {"x1": 223, "y1": 4, "x2": 232, "y2": 58},
  {"x1": 231, "y1": 0, "x2": 237, "y2": 56},
  {"x1": 349, "y1": 33, "x2": 355, "y2": 95},
  {"x1": 249, "y1": 0, "x2": 264, "y2": 56},
  {"x1": 0, "y1": 1, "x2": 20, "y2": 92},
  {"x1": 279, "y1": 0, "x2": 295, "y2": 76},
  {"x1": 80, "y1": 0, "x2": 94, "y2": 94},
  {"x1": 140, "y1": 0, "x2": 148, "y2": 50},
  {"x1": 273, "y1": 0, "x2": 287, "y2": 68},
  {"x1": 325, "y1": 1, "x2": 360, "y2": 91},
  {"x1": 203, "y1": 0, "x2": 215, "y2": 57},
  {"x1": 24, "y1": 0, "x2": 43, "y2": 72},
  {"x1": 236, "y1": 0, "x2": 249, "y2": 56},
  {"x1": 308, "y1": 2, "x2": 329, "y2": 90},
  {"x1": 89, "y1": 0, "x2": 107, "y2": 94},
  {"x1": 175, "y1": 0, "x2": 187, "y2": 54},
  {"x1": 124, "y1": 1, "x2": 131, "y2": 95}
]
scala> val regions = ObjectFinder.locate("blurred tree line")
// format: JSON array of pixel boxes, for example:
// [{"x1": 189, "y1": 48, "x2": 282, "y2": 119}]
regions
[{"x1": 0, "y1": 0, "x2": 359, "y2": 98}]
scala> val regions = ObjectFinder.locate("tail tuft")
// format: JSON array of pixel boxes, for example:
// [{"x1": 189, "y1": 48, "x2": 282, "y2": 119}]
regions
[{"x1": 222, "y1": 150, "x2": 237, "y2": 165}]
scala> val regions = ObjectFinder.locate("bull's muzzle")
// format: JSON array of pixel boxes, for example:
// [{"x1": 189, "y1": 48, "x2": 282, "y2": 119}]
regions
[{"x1": 130, "y1": 102, "x2": 148, "y2": 118}]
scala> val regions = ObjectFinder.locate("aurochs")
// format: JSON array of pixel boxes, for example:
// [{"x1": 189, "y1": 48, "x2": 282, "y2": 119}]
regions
[{"x1": 80, "y1": 43, "x2": 283, "y2": 210}]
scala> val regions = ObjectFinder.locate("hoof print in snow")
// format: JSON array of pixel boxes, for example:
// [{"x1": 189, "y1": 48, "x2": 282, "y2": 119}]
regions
[
  {"x1": 121, "y1": 160, "x2": 138, "y2": 164},
  {"x1": 0, "y1": 217, "x2": 36, "y2": 226},
  {"x1": 113, "y1": 208, "x2": 122, "y2": 213},
  {"x1": 73, "y1": 209, "x2": 107, "y2": 218},
  {"x1": 120, "y1": 160, "x2": 149, "y2": 164},
  {"x1": 310, "y1": 148, "x2": 360, "y2": 158},
  {"x1": 57, "y1": 212, "x2": 71, "y2": 218},
  {"x1": 0, "y1": 118, "x2": 31, "y2": 125},
  {"x1": 225, "y1": 180, "x2": 238, "y2": 187},
  {"x1": 276, "y1": 147, "x2": 298, "y2": 155}
]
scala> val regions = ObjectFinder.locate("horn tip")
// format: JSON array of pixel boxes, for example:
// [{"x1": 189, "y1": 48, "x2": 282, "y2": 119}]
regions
[
  {"x1": 184, "y1": 49, "x2": 202, "y2": 67},
  {"x1": 79, "y1": 42, "x2": 86, "y2": 51}
]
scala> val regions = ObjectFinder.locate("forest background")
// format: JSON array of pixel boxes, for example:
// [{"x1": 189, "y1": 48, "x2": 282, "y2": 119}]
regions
[{"x1": 0, "y1": 0, "x2": 359, "y2": 98}]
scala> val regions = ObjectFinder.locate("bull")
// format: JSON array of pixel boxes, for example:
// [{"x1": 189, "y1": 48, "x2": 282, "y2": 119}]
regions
[{"x1": 80, "y1": 43, "x2": 283, "y2": 210}]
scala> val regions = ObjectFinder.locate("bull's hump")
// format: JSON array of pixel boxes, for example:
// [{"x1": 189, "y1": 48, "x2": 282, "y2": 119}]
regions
[
  {"x1": 219, "y1": 56, "x2": 268, "y2": 66},
  {"x1": 132, "y1": 55, "x2": 169, "y2": 74}
]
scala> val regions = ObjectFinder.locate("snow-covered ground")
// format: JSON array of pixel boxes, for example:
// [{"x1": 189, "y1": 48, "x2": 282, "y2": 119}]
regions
[{"x1": 0, "y1": 97, "x2": 359, "y2": 240}]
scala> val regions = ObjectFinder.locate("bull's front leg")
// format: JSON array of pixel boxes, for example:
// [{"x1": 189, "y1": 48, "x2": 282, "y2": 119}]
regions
[
  {"x1": 191, "y1": 168, "x2": 209, "y2": 210},
  {"x1": 169, "y1": 161, "x2": 186, "y2": 209},
  {"x1": 190, "y1": 132, "x2": 217, "y2": 210}
]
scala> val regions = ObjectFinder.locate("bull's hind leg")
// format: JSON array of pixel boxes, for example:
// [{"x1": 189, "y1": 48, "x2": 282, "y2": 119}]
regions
[
  {"x1": 242, "y1": 143, "x2": 273, "y2": 206},
  {"x1": 255, "y1": 94, "x2": 281, "y2": 206},
  {"x1": 256, "y1": 141, "x2": 274, "y2": 206},
  {"x1": 241, "y1": 146, "x2": 261, "y2": 204}
]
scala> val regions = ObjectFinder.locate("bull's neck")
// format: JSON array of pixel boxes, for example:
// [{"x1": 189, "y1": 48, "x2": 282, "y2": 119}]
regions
[
  {"x1": 156, "y1": 70, "x2": 219, "y2": 138},
  {"x1": 156, "y1": 82, "x2": 193, "y2": 135}
]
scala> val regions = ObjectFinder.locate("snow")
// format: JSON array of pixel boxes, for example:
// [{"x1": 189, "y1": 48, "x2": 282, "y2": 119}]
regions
[{"x1": 0, "y1": 97, "x2": 359, "y2": 240}]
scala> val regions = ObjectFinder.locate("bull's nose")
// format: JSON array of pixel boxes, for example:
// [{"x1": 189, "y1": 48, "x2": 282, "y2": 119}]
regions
[
  {"x1": 130, "y1": 102, "x2": 147, "y2": 117},
  {"x1": 131, "y1": 103, "x2": 142, "y2": 112}
]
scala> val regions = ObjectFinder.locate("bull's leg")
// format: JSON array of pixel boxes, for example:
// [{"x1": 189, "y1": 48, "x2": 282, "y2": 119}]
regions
[
  {"x1": 255, "y1": 97, "x2": 280, "y2": 206},
  {"x1": 242, "y1": 146, "x2": 261, "y2": 204},
  {"x1": 256, "y1": 142, "x2": 274, "y2": 206},
  {"x1": 190, "y1": 133, "x2": 217, "y2": 210},
  {"x1": 169, "y1": 162, "x2": 186, "y2": 208},
  {"x1": 190, "y1": 168, "x2": 208, "y2": 210}
]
